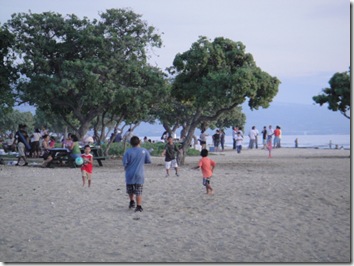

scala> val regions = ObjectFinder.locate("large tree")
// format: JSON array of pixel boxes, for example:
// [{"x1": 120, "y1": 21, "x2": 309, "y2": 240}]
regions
[
  {"x1": 168, "y1": 36, "x2": 280, "y2": 164},
  {"x1": 3, "y1": 9, "x2": 166, "y2": 138},
  {"x1": 0, "y1": 27, "x2": 18, "y2": 114},
  {"x1": 313, "y1": 70, "x2": 350, "y2": 119}
]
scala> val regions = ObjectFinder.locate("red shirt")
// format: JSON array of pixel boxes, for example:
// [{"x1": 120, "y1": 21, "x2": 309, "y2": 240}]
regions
[
  {"x1": 274, "y1": 128, "x2": 281, "y2": 137},
  {"x1": 81, "y1": 153, "x2": 93, "y2": 173}
]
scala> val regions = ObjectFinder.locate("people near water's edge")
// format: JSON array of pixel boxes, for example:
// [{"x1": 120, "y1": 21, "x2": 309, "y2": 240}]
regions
[
  {"x1": 235, "y1": 132, "x2": 243, "y2": 154},
  {"x1": 212, "y1": 129, "x2": 220, "y2": 152},
  {"x1": 162, "y1": 136, "x2": 179, "y2": 177},
  {"x1": 199, "y1": 129, "x2": 208, "y2": 150},
  {"x1": 123, "y1": 136, "x2": 151, "y2": 212},
  {"x1": 261, "y1": 126, "x2": 267, "y2": 149},
  {"x1": 248, "y1": 126, "x2": 257, "y2": 149},
  {"x1": 220, "y1": 129, "x2": 225, "y2": 152}
]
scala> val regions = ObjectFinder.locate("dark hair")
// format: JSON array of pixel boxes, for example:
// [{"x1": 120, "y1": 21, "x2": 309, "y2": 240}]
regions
[
  {"x1": 71, "y1": 135, "x2": 79, "y2": 142},
  {"x1": 200, "y1": 149, "x2": 208, "y2": 157},
  {"x1": 130, "y1": 136, "x2": 140, "y2": 147},
  {"x1": 84, "y1": 144, "x2": 91, "y2": 149},
  {"x1": 42, "y1": 134, "x2": 49, "y2": 139}
]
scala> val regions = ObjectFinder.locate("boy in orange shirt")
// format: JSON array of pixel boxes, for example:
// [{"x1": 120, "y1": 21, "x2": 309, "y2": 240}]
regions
[{"x1": 195, "y1": 149, "x2": 216, "y2": 195}]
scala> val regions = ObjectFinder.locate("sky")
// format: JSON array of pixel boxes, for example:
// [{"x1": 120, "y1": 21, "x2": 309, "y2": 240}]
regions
[{"x1": 0, "y1": 0, "x2": 350, "y2": 105}]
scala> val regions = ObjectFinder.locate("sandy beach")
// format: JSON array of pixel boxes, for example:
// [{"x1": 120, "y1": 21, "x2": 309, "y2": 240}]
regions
[{"x1": 0, "y1": 147, "x2": 350, "y2": 263}]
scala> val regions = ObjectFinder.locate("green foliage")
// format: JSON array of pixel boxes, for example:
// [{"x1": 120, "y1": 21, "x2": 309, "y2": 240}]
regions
[
  {"x1": 100, "y1": 141, "x2": 199, "y2": 157},
  {"x1": 3, "y1": 9, "x2": 167, "y2": 138},
  {"x1": 313, "y1": 70, "x2": 350, "y2": 119},
  {"x1": 0, "y1": 109, "x2": 34, "y2": 137},
  {"x1": 0, "y1": 27, "x2": 18, "y2": 114},
  {"x1": 167, "y1": 36, "x2": 280, "y2": 164}
]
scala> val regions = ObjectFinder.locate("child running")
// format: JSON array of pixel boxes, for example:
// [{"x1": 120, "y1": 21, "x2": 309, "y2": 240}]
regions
[
  {"x1": 81, "y1": 145, "x2": 93, "y2": 187},
  {"x1": 195, "y1": 149, "x2": 216, "y2": 195}
]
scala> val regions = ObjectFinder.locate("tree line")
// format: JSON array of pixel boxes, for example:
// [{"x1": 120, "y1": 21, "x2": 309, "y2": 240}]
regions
[{"x1": 4, "y1": 8, "x2": 326, "y2": 164}]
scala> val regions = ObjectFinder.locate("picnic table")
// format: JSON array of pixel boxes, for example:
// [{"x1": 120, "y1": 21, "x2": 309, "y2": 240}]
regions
[{"x1": 48, "y1": 146, "x2": 106, "y2": 167}]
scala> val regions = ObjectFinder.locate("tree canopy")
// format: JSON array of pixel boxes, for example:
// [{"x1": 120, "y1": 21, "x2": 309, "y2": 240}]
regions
[
  {"x1": 3, "y1": 8, "x2": 167, "y2": 138},
  {"x1": 313, "y1": 70, "x2": 350, "y2": 119},
  {"x1": 168, "y1": 36, "x2": 280, "y2": 163},
  {"x1": 0, "y1": 27, "x2": 18, "y2": 114}
]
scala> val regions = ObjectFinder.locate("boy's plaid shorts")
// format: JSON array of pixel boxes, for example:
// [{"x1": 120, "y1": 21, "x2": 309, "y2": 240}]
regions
[{"x1": 126, "y1": 184, "x2": 143, "y2": 195}]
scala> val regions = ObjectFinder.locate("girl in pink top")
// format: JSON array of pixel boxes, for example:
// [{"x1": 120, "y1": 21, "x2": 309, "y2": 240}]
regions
[{"x1": 195, "y1": 149, "x2": 216, "y2": 195}]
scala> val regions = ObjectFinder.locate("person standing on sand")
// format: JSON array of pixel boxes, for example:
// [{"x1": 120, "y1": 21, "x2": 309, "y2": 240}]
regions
[
  {"x1": 13, "y1": 124, "x2": 30, "y2": 166},
  {"x1": 194, "y1": 149, "x2": 216, "y2": 195},
  {"x1": 261, "y1": 126, "x2": 267, "y2": 149},
  {"x1": 123, "y1": 136, "x2": 151, "y2": 212},
  {"x1": 81, "y1": 145, "x2": 93, "y2": 187},
  {"x1": 235, "y1": 132, "x2": 243, "y2": 154},
  {"x1": 162, "y1": 136, "x2": 179, "y2": 177}
]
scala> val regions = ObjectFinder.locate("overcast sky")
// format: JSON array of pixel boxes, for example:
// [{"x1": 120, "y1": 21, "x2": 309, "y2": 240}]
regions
[{"x1": 0, "y1": 0, "x2": 350, "y2": 105}]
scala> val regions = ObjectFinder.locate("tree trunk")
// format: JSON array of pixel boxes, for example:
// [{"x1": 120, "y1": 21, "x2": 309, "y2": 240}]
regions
[{"x1": 179, "y1": 124, "x2": 198, "y2": 165}]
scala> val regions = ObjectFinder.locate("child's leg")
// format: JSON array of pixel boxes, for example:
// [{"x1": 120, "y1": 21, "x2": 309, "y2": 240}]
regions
[
  {"x1": 207, "y1": 184, "x2": 214, "y2": 194},
  {"x1": 87, "y1": 173, "x2": 92, "y2": 187},
  {"x1": 136, "y1": 195, "x2": 142, "y2": 206},
  {"x1": 82, "y1": 174, "x2": 85, "y2": 186}
]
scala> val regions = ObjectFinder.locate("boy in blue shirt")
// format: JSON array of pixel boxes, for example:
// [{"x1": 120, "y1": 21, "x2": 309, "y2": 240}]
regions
[{"x1": 123, "y1": 136, "x2": 151, "y2": 212}]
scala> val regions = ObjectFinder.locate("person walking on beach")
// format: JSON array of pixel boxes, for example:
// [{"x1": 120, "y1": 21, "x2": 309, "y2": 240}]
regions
[
  {"x1": 162, "y1": 136, "x2": 179, "y2": 177},
  {"x1": 212, "y1": 129, "x2": 220, "y2": 152},
  {"x1": 267, "y1": 125, "x2": 274, "y2": 141},
  {"x1": 220, "y1": 129, "x2": 225, "y2": 151},
  {"x1": 235, "y1": 131, "x2": 243, "y2": 154},
  {"x1": 199, "y1": 129, "x2": 208, "y2": 150},
  {"x1": 195, "y1": 149, "x2": 216, "y2": 195},
  {"x1": 123, "y1": 136, "x2": 151, "y2": 212},
  {"x1": 81, "y1": 145, "x2": 93, "y2": 187},
  {"x1": 261, "y1": 126, "x2": 267, "y2": 149},
  {"x1": 13, "y1": 124, "x2": 30, "y2": 166}
]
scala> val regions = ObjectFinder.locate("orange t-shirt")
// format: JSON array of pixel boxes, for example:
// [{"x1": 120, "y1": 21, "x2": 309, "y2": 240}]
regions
[{"x1": 198, "y1": 157, "x2": 216, "y2": 178}]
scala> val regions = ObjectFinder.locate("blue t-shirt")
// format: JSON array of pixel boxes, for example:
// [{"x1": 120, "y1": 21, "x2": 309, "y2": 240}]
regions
[{"x1": 123, "y1": 147, "x2": 151, "y2": 184}]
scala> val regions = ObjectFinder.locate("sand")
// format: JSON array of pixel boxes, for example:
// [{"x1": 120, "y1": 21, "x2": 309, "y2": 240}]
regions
[{"x1": 0, "y1": 147, "x2": 350, "y2": 263}]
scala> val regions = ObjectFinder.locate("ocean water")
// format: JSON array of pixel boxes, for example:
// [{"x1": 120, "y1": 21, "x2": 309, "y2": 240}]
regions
[
  {"x1": 221, "y1": 134, "x2": 351, "y2": 149},
  {"x1": 146, "y1": 134, "x2": 351, "y2": 149}
]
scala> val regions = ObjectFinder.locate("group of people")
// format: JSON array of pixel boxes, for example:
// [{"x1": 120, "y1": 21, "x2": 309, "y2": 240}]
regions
[{"x1": 6, "y1": 124, "x2": 89, "y2": 168}]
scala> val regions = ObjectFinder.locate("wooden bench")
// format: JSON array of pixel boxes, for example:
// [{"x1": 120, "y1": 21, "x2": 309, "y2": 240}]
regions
[{"x1": 47, "y1": 147, "x2": 106, "y2": 167}]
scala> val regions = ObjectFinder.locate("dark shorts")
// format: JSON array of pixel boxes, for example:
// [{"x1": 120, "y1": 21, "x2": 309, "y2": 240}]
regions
[
  {"x1": 199, "y1": 140, "x2": 206, "y2": 145},
  {"x1": 126, "y1": 184, "x2": 143, "y2": 196},
  {"x1": 203, "y1": 177, "x2": 211, "y2": 186}
]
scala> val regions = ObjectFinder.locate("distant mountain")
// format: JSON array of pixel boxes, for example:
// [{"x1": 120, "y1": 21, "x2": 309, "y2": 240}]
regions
[
  {"x1": 242, "y1": 102, "x2": 350, "y2": 135},
  {"x1": 134, "y1": 102, "x2": 350, "y2": 137}
]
